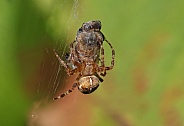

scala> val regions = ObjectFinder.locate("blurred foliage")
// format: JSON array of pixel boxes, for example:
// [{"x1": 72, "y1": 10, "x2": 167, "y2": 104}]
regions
[{"x1": 0, "y1": 0, "x2": 184, "y2": 126}]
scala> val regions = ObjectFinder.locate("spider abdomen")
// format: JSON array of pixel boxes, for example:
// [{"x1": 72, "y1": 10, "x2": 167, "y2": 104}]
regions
[{"x1": 78, "y1": 75, "x2": 100, "y2": 94}]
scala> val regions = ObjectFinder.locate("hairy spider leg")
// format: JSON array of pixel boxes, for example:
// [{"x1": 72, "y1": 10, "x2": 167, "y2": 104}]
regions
[
  {"x1": 98, "y1": 39, "x2": 115, "y2": 76},
  {"x1": 95, "y1": 73, "x2": 104, "y2": 82},
  {"x1": 53, "y1": 49, "x2": 68, "y2": 68},
  {"x1": 53, "y1": 49, "x2": 78, "y2": 75},
  {"x1": 105, "y1": 39, "x2": 115, "y2": 70},
  {"x1": 99, "y1": 43, "x2": 106, "y2": 76},
  {"x1": 53, "y1": 74, "x2": 82, "y2": 100},
  {"x1": 53, "y1": 82, "x2": 77, "y2": 100},
  {"x1": 69, "y1": 40, "x2": 76, "y2": 62}
]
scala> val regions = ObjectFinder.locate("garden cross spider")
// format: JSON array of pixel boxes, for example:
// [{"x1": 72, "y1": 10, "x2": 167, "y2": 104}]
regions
[{"x1": 53, "y1": 20, "x2": 115, "y2": 100}]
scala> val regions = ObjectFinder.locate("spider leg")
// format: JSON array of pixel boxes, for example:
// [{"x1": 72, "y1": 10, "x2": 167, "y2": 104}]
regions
[
  {"x1": 69, "y1": 40, "x2": 76, "y2": 62},
  {"x1": 53, "y1": 49, "x2": 77, "y2": 76},
  {"x1": 100, "y1": 71, "x2": 107, "y2": 77},
  {"x1": 53, "y1": 49, "x2": 68, "y2": 69},
  {"x1": 53, "y1": 82, "x2": 77, "y2": 100},
  {"x1": 98, "y1": 39, "x2": 115, "y2": 76},
  {"x1": 53, "y1": 74, "x2": 81, "y2": 100},
  {"x1": 100, "y1": 43, "x2": 105, "y2": 67},
  {"x1": 104, "y1": 39, "x2": 115, "y2": 70},
  {"x1": 99, "y1": 43, "x2": 107, "y2": 76},
  {"x1": 95, "y1": 73, "x2": 104, "y2": 82}
]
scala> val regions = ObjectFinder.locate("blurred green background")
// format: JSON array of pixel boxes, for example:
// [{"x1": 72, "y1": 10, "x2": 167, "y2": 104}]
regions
[{"x1": 1, "y1": 0, "x2": 184, "y2": 126}]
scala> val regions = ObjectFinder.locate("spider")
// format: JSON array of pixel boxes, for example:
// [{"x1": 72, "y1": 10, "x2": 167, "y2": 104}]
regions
[{"x1": 53, "y1": 20, "x2": 115, "y2": 100}]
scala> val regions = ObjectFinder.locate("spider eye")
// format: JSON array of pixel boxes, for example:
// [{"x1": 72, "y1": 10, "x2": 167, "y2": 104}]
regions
[
  {"x1": 82, "y1": 23, "x2": 92, "y2": 31},
  {"x1": 78, "y1": 75, "x2": 100, "y2": 94}
]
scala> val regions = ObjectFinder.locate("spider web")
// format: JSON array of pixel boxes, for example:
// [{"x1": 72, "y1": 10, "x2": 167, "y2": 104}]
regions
[{"x1": 28, "y1": 0, "x2": 79, "y2": 125}]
